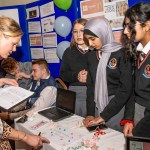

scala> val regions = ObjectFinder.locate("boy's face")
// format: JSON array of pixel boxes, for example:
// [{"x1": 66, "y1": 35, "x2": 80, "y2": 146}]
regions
[{"x1": 32, "y1": 64, "x2": 43, "y2": 81}]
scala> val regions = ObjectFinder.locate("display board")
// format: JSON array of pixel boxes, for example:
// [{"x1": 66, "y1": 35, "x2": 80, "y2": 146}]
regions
[{"x1": 0, "y1": 0, "x2": 149, "y2": 78}]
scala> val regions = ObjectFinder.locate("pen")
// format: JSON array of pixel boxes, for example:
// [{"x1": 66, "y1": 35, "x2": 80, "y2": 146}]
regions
[{"x1": 38, "y1": 132, "x2": 41, "y2": 136}]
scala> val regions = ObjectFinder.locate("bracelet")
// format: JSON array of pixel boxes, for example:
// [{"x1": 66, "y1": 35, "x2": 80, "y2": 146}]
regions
[
  {"x1": 21, "y1": 132, "x2": 27, "y2": 141},
  {"x1": 17, "y1": 131, "x2": 27, "y2": 141}
]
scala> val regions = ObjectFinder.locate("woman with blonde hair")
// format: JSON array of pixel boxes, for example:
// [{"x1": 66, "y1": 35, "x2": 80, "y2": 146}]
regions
[{"x1": 0, "y1": 16, "x2": 49, "y2": 149}]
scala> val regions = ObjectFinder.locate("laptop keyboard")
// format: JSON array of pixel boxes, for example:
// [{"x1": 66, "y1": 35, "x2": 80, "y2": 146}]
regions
[{"x1": 50, "y1": 108, "x2": 70, "y2": 115}]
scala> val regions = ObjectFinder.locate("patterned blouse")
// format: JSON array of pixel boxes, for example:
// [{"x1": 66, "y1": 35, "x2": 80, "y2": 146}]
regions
[{"x1": 0, "y1": 119, "x2": 12, "y2": 150}]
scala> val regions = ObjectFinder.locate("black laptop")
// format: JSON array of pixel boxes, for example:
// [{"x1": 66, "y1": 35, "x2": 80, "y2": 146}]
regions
[
  {"x1": 38, "y1": 88, "x2": 76, "y2": 121},
  {"x1": 126, "y1": 136, "x2": 150, "y2": 150}
]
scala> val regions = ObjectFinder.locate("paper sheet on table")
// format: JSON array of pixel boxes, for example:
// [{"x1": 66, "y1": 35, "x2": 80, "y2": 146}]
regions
[{"x1": 57, "y1": 115, "x2": 84, "y2": 129}]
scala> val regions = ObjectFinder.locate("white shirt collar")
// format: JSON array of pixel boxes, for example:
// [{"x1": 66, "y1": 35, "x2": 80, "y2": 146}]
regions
[
  {"x1": 78, "y1": 45, "x2": 89, "y2": 51},
  {"x1": 136, "y1": 41, "x2": 150, "y2": 54},
  {"x1": 37, "y1": 75, "x2": 50, "y2": 86},
  {"x1": 46, "y1": 75, "x2": 50, "y2": 79}
]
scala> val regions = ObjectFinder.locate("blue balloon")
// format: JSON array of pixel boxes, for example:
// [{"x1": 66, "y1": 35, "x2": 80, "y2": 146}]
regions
[
  {"x1": 56, "y1": 41, "x2": 70, "y2": 59},
  {"x1": 54, "y1": 16, "x2": 72, "y2": 38}
]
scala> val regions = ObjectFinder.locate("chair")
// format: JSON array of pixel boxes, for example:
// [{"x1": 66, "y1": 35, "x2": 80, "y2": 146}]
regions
[{"x1": 55, "y1": 78, "x2": 68, "y2": 90}]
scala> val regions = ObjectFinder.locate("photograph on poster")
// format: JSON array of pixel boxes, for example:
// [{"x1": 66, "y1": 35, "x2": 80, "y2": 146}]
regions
[
  {"x1": 44, "y1": 48, "x2": 59, "y2": 63},
  {"x1": 29, "y1": 34, "x2": 42, "y2": 46},
  {"x1": 31, "y1": 48, "x2": 44, "y2": 59},
  {"x1": 80, "y1": 0, "x2": 128, "y2": 30},
  {"x1": 116, "y1": 1, "x2": 128, "y2": 16},
  {"x1": 26, "y1": 6, "x2": 39, "y2": 19},
  {"x1": 43, "y1": 32, "x2": 57, "y2": 48},
  {"x1": 40, "y1": 1, "x2": 55, "y2": 18},
  {"x1": 80, "y1": 0, "x2": 104, "y2": 19},
  {"x1": 109, "y1": 18, "x2": 124, "y2": 30},
  {"x1": 28, "y1": 21, "x2": 41, "y2": 33},
  {"x1": 41, "y1": 16, "x2": 55, "y2": 33}
]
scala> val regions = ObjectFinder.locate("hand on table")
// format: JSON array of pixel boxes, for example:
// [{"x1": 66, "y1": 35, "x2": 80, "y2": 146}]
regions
[
  {"x1": 83, "y1": 116, "x2": 105, "y2": 127},
  {"x1": 83, "y1": 116, "x2": 95, "y2": 127},
  {"x1": 22, "y1": 133, "x2": 50, "y2": 150},
  {"x1": 87, "y1": 116, "x2": 105, "y2": 126},
  {"x1": 123, "y1": 123, "x2": 133, "y2": 137}
]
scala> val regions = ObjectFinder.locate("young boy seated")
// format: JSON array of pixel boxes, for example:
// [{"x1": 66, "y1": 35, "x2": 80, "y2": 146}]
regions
[{"x1": 0, "y1": 58, "x2": 59, "y2": 120}]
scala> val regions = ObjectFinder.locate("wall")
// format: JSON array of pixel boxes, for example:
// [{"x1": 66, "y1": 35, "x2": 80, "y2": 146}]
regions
[{"x1": 0, "y1": 0, "x2": 38, "y2": 6}]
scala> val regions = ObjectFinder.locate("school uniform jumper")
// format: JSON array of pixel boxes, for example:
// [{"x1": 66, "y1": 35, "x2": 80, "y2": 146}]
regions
[
  {"x1": 132, "y1": 50, "x2": 150, "y2": 137},
  {"x1": 87, "y1": 48, "x2": 133, "y2": 131},
  {"x1": 60, "y1": 45, "x2": 89, "y2": 117}
]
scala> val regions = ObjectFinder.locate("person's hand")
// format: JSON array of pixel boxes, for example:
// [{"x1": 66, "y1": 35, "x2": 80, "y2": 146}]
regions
[
  {"x1": 22, "y1": 133, "x2": 50, "y2": 149},
  {"x1": 78, "y1": 69, "x2": 88, "y2": 83},
  {"x1": 15, "y1": 72, "x2": 30, "y2": 80},
  {"x1": 83, "y1": 116, "x2": 95, "y2": 127},
  {"x1": 123, "y1": 123, "x2": 133, "y2": 137},
  {"x1": 0, "y1": 78, "x2": 18, "y2": 87},
  {"x1": 88, "y1": 116, "x2": 105, "y2": 126}
]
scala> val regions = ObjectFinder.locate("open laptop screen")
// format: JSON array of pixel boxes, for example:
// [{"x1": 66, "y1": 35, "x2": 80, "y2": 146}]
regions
[
  {"x1": 56, "y1": 88, "x2": 76, "y2": 113},
  {"x1": 127, "y1": 136, "x2": 150, "y2": 150}
]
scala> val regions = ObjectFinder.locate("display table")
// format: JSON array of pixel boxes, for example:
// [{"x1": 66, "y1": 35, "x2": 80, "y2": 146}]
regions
[{"x1": 15, "y1": 113, "x2": 126, "y2": 150}]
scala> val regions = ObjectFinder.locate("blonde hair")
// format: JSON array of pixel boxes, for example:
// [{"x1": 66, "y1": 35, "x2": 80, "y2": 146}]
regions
[
  {"x1": 70, "y1": 18, "x2": 87, "y2": 47},
  {"x1": 0, "y1": 16, "x2": 23, "y2": 37}
]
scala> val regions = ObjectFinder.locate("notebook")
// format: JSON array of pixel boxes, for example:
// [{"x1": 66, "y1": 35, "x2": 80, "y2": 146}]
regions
[
  {"x1": 0, "y1": 86, "x2": 34, "y2": 111},
  {"x1": 38, "y1": 88, "x2": 76, "y2": 121},
  {"x1": 126, "y1": 136, "x2": 150, "y2": 150}
]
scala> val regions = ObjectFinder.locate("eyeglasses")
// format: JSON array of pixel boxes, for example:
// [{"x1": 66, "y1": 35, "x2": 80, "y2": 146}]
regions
[
  {"x1": 123, "y1": 22, "x2": 144, "y2": 30},
  {"x1": 72, "y1": 30, "x2": 84, "y2": 35}
]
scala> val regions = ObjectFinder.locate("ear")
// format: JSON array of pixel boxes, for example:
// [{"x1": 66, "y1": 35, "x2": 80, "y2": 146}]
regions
[
  {"x1": 42, "y1": 68, "x2": 46, "y2": 74},
  {"x1": 145, "y1": 21, "x2": 150, "y2": 32}
]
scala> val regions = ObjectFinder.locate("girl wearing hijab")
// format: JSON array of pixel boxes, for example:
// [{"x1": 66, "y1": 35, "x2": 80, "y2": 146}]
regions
[{"x1": 83, "y1": 18, "x2": 133, "y2": 131}]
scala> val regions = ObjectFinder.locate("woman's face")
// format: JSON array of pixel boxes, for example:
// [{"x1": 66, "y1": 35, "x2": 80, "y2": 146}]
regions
[
  {"x1": 123, "y1": 17, "x2": 148, "y2": 44},
  {"x1": 84, "y1": 34, "x2": 102, "y2": 50},
  {"x1": 0, "y1": 33, "x2": 21, "y2": 59},
  {"x1": 72, "y1": 23, "x2": 85, "y2": 45}
]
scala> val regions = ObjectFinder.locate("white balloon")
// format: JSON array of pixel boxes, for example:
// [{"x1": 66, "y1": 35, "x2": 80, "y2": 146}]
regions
[
  {"x1": 54, "y1": 16, "x2": 72, "y2": 38},
  {"x1": 56, "y1": 41, "x2": 70, "y2": 59}
]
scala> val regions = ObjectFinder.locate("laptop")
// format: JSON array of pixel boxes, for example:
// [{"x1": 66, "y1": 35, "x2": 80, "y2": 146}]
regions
[
  {"x1": 126, "y1": 136, "x2": 150, "y2": 150},
  {"x1": 38, "y1": 88, "x2": 76, "y2": 121}
]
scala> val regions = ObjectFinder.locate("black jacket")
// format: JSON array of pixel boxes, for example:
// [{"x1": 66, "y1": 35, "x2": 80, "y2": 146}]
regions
[
  {"x1": 87, "y1": 48, "x2": 133, "y2": 121},
  {"x1": 60, "y1": 45, "x2": 89, "y2": 86}
]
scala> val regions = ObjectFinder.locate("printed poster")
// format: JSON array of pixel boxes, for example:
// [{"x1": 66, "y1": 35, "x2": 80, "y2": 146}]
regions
[
  {"x1": 80, "y1": 0, "x2": 128, "y2": 30},
  {"x1": 29, "y1": 34, "x2": 42, "y2": 46}
]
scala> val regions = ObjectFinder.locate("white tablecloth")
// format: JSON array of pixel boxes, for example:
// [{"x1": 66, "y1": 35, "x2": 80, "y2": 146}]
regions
[{"x1": 15, "y1": 114, "x2": 126, "y2": 150}]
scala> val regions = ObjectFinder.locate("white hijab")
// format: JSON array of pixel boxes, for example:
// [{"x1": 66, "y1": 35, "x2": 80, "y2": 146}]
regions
[{"x1": 84, "y1": 18, "x2": 123, "y2": 113}]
